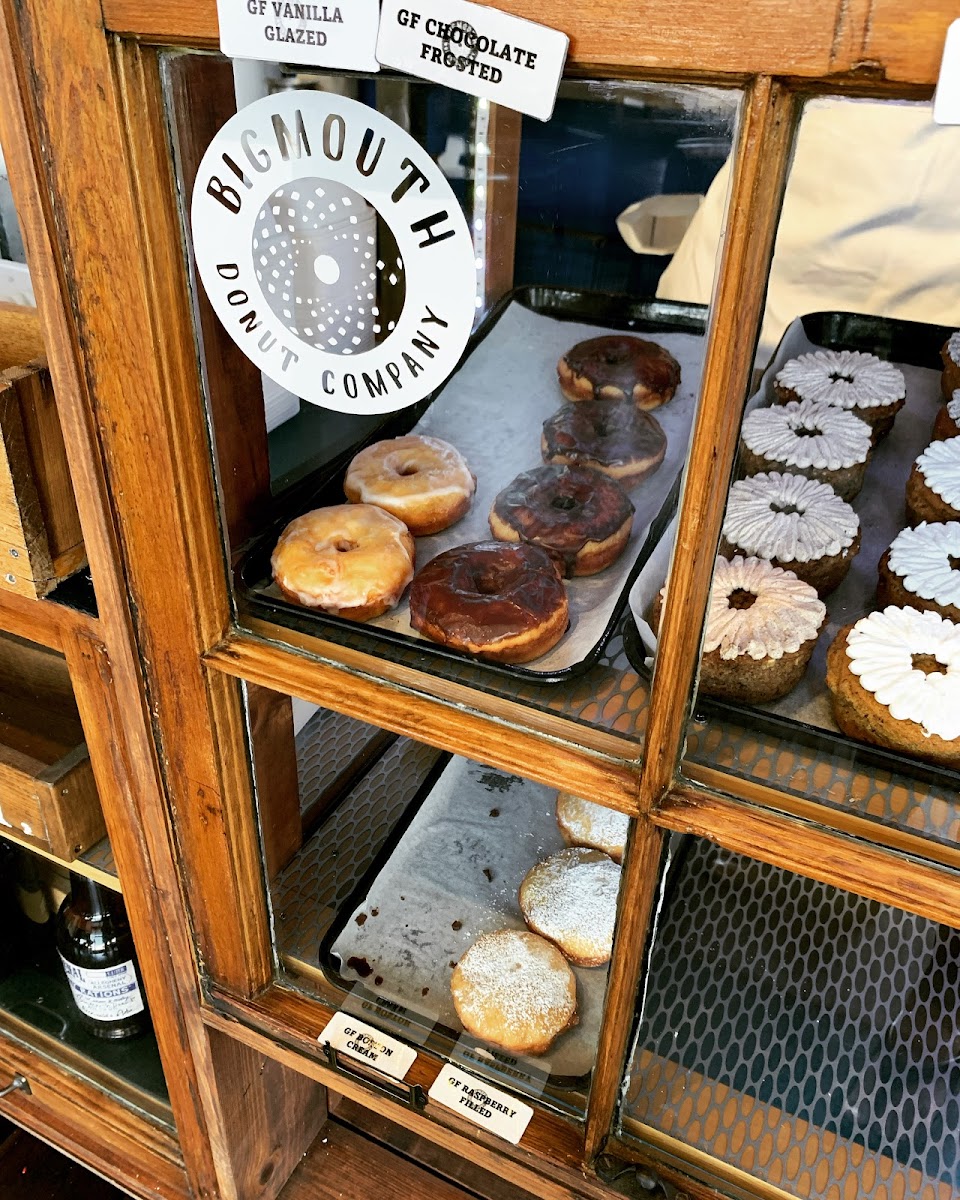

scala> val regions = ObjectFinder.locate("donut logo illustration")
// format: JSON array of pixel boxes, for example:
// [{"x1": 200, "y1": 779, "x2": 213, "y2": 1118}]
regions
[{"x1": 192, "y1": 91, "x2": 476, "y2": 414}]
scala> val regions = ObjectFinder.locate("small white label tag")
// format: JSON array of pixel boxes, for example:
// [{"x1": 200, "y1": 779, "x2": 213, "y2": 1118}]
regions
[
  {"x1": 934, "y1": 19, "x2": 960, "y2": 124},
  {"x1": 217, "y1": 0, "x2": 381, "y2": 73},
  {"x1": 428, "y1": 1064, "x2": 533, "y2": 1144},
  {"x1": 376, "y1": 0, "x2": 568, "y2": 122},
  {"x1": 320, "y1": 1011, "x2": 418, "y2": 1080}
]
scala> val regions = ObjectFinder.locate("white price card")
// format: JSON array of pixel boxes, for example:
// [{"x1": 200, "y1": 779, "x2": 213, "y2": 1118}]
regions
[
  {"x1": 217, "y1": 0, "x2": 381, "y2": 72},
  {"x1": 934, "y1": 19, "x2": 960, "y2": 124},
  {"x1": 320, "y1": 1011, "x2": 418, "y2": 1081},
  {"x1": 376, "y1": 0, "x2": 569, "y2": 121},
  {"x1": 428, "y1": 1064, "x2": 533, "y2": 1144}
]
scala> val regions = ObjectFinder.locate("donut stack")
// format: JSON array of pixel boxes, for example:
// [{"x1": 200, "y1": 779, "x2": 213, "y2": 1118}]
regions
[{"x1": 823, "y1": 332, "x2": 960, "y2": 769}]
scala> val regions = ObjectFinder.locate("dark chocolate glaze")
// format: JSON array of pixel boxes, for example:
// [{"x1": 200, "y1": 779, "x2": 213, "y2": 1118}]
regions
[
  {"x1": 560, "y1": 335, "x2": 681, "y2": 399},
  {"x1": 490, "y1": 464, "x2": 633, "y2": 574},
  {"x1": 542, "y1": 399, "x2": 667, "y2": 468},
  {"x1": 409, "y1": 541, "x2": 566, "y2": 648}
]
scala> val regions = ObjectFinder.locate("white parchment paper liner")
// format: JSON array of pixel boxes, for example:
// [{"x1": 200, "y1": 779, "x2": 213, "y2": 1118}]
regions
[{"x1": 629, "y1": 316, "x2": 944, "y2": 730}]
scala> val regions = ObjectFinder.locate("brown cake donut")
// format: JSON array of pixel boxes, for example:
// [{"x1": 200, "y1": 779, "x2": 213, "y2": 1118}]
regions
[
  {"x1": 825, "y1": 608, "x2": 960, "y2": 769},
  {"x1": 519, "y1": 847, "x2": 620, "y2": 967},
  {"x1": 942, "y1": 333, "x2": 960, "y2": 400},
  {"x1": 408, "y1": 541, "x2": 569, "y2": 663},
  {"x1": 541, "y1": 399, "x2": 667, "y2": 489},
  {"x1": 488, "y1": 464, "x2": 634, "y2": 578},
  {"x1": 344, "y1": 435, "x2": 476, "y2": 535},
  {"x1": 877, "y1": 523, "x2": 960, "y2": 624},
  {"x1": 557, "y1": 334, "x2": 680, "y2": 409},
  {"x1": 450, "y1": 930, "x2": 578, "y2": 1056},
  {"x1": 773, "y1": 349, "x2": 906, "y2": 441},
  {"x1": 271, "y1": 504, "x2": 415, "y2": 620},
  {"x1": 905, "y1": 437, "x2": 960, "y2": 527}
]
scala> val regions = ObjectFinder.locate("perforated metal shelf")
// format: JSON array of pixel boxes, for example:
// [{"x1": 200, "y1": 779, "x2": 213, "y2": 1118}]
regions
[{"x1": 623, "y1": 837, "x2": 960, "y2": 1200}]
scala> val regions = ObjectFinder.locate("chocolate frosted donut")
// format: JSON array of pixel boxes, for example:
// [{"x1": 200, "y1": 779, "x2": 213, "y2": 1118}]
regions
[
  {"x1": 489, "y1": 464, "x2": 634, "y2": 577},
  {"x1": 541, "y1": 399, "x2": 667, "y2": 488},
  {"x1": 558, "y1": 334, "x2": 680, "y2": 410},
  {"x1": 409, "y1": 541, "x2": 569, "y2": 663}
]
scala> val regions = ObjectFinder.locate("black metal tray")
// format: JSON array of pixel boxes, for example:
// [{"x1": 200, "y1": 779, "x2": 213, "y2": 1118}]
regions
[
  {"x1": 235, "y1": 285, "x2": 706, "y2": 685},
  {"x1": 625, "y1": 309, "x2": 960, "y2": 813}
]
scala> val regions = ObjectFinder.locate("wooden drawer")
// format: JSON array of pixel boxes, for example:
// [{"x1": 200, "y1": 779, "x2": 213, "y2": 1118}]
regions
[
  {"x1": 0, "y1": 633, "x2": 103, "y2": 858},
  {"x1": 0, "y1": 304, "x2": 84, "y2": 599}
]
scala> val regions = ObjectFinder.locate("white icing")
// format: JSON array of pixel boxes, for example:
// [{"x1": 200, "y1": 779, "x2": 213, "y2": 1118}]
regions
[
  {"x1": 887, "y1": 522, "x2": 960, "y2": 609},
  {"x1": 741, "y1": 399, "x2": 871, "y2": 471},
  {"x1": 775, "y1": 349, "x2": 905, "y2": 409},
  {"x1": 845, "y1": 606, "x2": 960, "y2": 741},
  {"x1": 722, "y1": 472, "x2": 858, "y2": 564},
  {"x1": 916, "y1": 437, "x2": 960, "y2": 510},
  {"x1": 948, "y1": 391, "x2": 960, "y2": 422},
  {"x1": 705, "y1": 555, "x2": 825, "y2": 661},
  {"x1": 948, "y1": 332, "x2": 960, "y2": 368}
]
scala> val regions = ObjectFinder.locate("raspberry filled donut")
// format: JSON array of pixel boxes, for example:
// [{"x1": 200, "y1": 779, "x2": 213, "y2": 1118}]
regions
[
  {"x1": 826, "y1": 607, "x2": 960, "y2": 768},
  {"x1": 489, "y1": 464, "x2": 634, "y2": 577},
  {"x1": 541, "y1": 399, "x2": 667, "y2": 489},
  {"x1": 344, "y1": 435, "x2": 476, "y2": 535},
  {"x1": 774, "y1": 349, "x2": 906, "y2": 439},
  {"x1": 408, "y1": 541, "x2": 569, "y2": 663},
  {"x1": 557, "y1": 334, "x2": 680, "y2": 409},
  {"x1": 451, "y1": 930, "x2": 578, "y2": 1056},
  {"x1": 271, "y1": 504, "x2": 415, "y2": 620},
  {"x1": 519, "y1": 847, "x2": 621, "y2": 967}
]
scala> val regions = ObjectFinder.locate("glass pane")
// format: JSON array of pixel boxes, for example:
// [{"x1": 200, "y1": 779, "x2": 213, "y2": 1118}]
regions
[
  {"x1": 620, "y1": 836, "x2": 960, "y2": 1199},
  {"x1": 162, "y1": 52, "x2": 740, "y2": 754},
  {"x1": 650, "y1": 96, "x2": 960, "y2": 853},
  {"x1": 248, "y1": 684, "x2": 633, "y2": 1120}
]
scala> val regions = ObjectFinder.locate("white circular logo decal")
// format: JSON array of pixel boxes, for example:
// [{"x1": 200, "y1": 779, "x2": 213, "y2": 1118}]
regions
[{"x1": 191, "y1": 91, "x2": 476, "y2": 415}]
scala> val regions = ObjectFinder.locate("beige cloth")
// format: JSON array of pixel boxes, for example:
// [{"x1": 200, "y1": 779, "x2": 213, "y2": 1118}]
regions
[{"x1": 656, "y1": 98, "x2": 960, "y2": 361}]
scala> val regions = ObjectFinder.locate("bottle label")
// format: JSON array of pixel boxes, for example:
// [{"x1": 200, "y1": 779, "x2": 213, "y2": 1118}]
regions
[{"x1": 59, "y1": 955, "x2": 145, "y2": 1022}]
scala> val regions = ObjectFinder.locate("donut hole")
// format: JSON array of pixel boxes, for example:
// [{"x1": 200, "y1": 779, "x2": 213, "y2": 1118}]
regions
[
  {"x1": 912, "y1": 652, "x2": 948, "y2": 676},
  {"x1": 472, "y1": 566, "x2": 510, "y2": 596},
  {"x1": 333, "y1": 538, "x2": 358, "y2": 553},
  {"x1": 550, "y1": 494, "x2": 580, "y2": 512},
  {"x1": 770, "y1": 501, "x2": 802, "y2": 516},
  {"x1": 950, "y1": 555, "x2": 960, "y2": 572},
  {"x1": 592, "y1": 421, "x2": 611, "y2": 438},
  {"x1": 728, "y1": 588, "x2": 758, "y2": 611},
  {"x1": 602, "y1": 349, "x2": 628, "y2": 365},
  {"x1": 793, "y1": 426, "x2": 823, "y2": 439},
  {"x1": 828, "y1": 371, "x2": 855, "y2": 384},
  {"x1": 397, "y1": 461, "x2": 420, "y2": 477}
]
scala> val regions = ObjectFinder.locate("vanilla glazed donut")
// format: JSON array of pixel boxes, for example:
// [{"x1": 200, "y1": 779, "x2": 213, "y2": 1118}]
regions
[
  {"x1": 271, "y1": 503, "x2": 415, "y2": 620},
  {"x1": 541, "y1": 399, "x2": 667, "y2": 489},
  {"x1": 451, "y1": 929, "x2": 578, "y2": 1056},
  {"x1": 488, "y1": 464, "x2": 634, "y2": 577},
  {"x1": 344, "y1": 435, "x2": 476, "y2": 536},
  {"x1": 557, "y1": 334, "x2": 681, "y2": 409},
  {"x1": 408, "y1": 541, "x2": 569, "y2": 663}
]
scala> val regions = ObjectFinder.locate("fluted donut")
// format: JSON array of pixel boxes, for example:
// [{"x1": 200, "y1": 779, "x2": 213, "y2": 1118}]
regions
[
  {"x1": 271, "y1": 503, "x2": 415, "y2": 620},
  {"x1": 344, "y1": 435, "x2": 475, "y2": 536}
]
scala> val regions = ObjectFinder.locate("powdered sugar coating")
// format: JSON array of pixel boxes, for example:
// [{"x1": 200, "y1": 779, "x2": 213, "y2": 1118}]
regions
[
  {"x1": 706, "y1": 556, "x2": 825, "y2": 661},
  {"x1": 451, "y1": 930, "x2": 576, "y2": 1047},
  {"x1": 887, "y1": 522, "x2": 960, "y2": 609},
  {"x1": 948, "y1": 333, "x2": 960, "y2": 368},
  {"x1": 845, "y1": 606, "x2": 960, "y2": 741},
  {"x1": 722, "y1": 472, "x2": 858, "y2": 564},
  {"x1": 916, "y1": 437, "x2": 960, "y2": 510},
  {"x1": 556, "y1": 792, "x2": 630, "y2": 861},
  {"x1": 741, "y1": 400, "x2": 871, "y2": 471},
  {"x1": 775, "y1": 350, "x2": 905, "y2": 410},
  {"x1": 519, "y1": 848, "x2": 620, "y2": 965}
]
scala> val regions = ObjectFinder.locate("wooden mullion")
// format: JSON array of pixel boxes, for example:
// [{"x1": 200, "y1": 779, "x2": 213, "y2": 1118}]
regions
[
  {"x1": 655, "y1": 784, "x2": 960, "y2": 929},
  {"x1": 636, "y1": 77, "x2": 799, "y2": 814},
  {"x1": 583, "y1": 818, "x2": 664, "y2": 1159}
]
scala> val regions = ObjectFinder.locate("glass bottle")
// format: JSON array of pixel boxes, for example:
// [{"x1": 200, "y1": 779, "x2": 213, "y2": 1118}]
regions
[{"x1": 56, "y1": 873, "x2": 149, "y2": 1040}]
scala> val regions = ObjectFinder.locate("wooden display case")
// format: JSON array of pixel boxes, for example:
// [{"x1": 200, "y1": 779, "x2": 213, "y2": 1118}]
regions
[{"x1": 0, "y1": 1, "x2": 959, "y2": 1199}]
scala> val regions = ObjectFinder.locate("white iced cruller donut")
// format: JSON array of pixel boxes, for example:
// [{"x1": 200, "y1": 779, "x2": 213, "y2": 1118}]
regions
[
  {"x1": 774, "y1": 349, "x2": 905, "y2": 438},
  {"x1": 344, "y1": 435, "x2": 476, "y2": 536},
  {"x1": 879, "y1": 522, "x2": 960, "y2": 622},
  {"x1": 271, "y1": 503, "x2": 415, "y2": 620}
]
